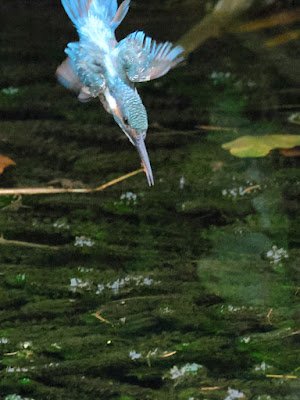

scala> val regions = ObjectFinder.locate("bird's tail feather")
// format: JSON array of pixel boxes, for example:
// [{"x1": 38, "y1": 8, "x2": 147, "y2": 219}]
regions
[
  {"x1": 61, "y1": 0, "x2": 127, "y2": 27},
  {"x1": 111, "y1": 0, "x2": 130, "y2": 30},
  {"x1": 61, "y1": 0, "x2": 92, "y2": 25}
]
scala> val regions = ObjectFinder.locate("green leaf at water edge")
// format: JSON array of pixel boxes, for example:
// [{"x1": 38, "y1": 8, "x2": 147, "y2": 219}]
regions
[{"x1": 222, "y1": 135, "x2": 300, "y2": 157}]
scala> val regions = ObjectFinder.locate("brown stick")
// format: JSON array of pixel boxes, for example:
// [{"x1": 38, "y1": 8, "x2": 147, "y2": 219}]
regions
[
  {"x1": 0, "y1": 234, "x2": 60, "y2": 250},
  {"x1": 0, "y1": 169, "x2": 143, "y2": 196}
]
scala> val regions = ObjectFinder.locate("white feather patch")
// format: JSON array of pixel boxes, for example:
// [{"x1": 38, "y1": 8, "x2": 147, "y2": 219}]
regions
[{"x1": 104, "y1": 88, "x2": 117, "y2": 111}]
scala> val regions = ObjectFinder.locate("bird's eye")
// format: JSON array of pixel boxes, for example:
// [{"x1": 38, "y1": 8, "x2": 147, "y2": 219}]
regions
[{"x1": 123, "y1": 117, "x2": 129, "y2": 126}]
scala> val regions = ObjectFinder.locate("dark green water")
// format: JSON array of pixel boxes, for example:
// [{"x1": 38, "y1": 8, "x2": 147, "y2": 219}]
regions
[{"x1": 0, "y1": 1, "x2": 299, "y2": 399}]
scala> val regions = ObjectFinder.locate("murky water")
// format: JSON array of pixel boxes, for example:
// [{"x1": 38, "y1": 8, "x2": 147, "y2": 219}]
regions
[{"x1": 0, "y1": 1, "x2": 299, "y2": 399}]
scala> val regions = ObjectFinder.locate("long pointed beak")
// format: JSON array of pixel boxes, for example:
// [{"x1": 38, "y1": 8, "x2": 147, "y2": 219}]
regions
[{"x1": 135, "y1": 138, "x2": 154, "y2": 186}]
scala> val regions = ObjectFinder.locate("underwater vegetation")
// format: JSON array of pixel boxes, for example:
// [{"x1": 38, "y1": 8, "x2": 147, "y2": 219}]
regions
[{"x1": 0, "y1": 0, "x2": 299, "y2": 399}]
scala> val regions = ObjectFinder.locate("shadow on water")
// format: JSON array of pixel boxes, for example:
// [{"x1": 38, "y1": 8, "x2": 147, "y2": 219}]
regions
[{"x1": 0, "y1": 1, "x2": 299, "y2": 399}]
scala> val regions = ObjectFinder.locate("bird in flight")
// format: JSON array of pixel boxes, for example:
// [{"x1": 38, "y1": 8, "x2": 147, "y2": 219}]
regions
[{"x1": 56, "y1": 0, "x2": 184, "y2": 185}]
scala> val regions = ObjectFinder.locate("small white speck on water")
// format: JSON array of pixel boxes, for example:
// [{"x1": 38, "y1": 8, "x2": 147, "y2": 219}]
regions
[
  {"x1": 129, "y1": 350, "x2": 142, "y2": 360},
  {"x1": 179, "y1": 177, "x2": 185, "y2": 189},
  {"x1": 74, "y1": 236, "x2": 95, "y2": 247},
  {"x1": 224, "y1": 388, "x2": 245, "y2": 400},
  {"x1": 266, "y1": 245, "x2": 288, "y2": 265}
]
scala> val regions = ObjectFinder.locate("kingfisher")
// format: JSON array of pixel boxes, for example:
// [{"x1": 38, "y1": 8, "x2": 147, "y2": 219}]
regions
[{"x1": 56, "y1": 0, "x2": 184, "y2": 185}]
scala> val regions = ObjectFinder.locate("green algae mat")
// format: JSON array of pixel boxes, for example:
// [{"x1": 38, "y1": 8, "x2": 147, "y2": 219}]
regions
[{"x1": 0, "y1": 1, "x2": 299, "y2": 399}]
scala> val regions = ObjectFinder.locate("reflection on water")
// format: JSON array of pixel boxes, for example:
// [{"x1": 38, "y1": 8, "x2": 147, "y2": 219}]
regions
[{"x1": 0, "y1": 1, "x2": 299, "y2": 399}]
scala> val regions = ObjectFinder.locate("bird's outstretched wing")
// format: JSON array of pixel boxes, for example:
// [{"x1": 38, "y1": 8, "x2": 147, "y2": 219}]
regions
[
  {"x1": 56, "y1": 41, "x2": 106, "y2": 102},
  {"x1": 117, "y1": 31, "x2": 184, "y2": 82}
]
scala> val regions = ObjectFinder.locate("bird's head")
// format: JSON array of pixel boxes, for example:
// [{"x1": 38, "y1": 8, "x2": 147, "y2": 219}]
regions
[{"x1": 103, "y1": 84, "x2": 154, "y2": 186}]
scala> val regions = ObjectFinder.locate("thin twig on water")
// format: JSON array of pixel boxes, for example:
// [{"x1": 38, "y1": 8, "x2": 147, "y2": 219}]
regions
[
  {"x1": 0, "y1": 169, "x2": 144, "y2": 196},
  {"x1": 0, "y1": 234, "x2": 60, "y2": 250}
]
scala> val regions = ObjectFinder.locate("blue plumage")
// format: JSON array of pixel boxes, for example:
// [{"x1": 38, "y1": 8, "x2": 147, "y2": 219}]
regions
[
  {"x1": 62, "y1": 0, "x2": 118, "y2": 25},
  {"x1": 56, "y1": 0, "x2": 184, "y2": 185}
]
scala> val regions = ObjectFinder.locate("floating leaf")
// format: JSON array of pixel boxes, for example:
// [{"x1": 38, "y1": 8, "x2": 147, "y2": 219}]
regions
[
  {"x1": 222, "y1": 135, "x2": 300, "y2": 158},
  {"x1": 0, "y1": 155, "x2": 16, "y2": 175}
]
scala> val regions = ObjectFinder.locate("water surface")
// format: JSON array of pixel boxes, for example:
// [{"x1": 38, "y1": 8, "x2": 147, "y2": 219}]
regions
[{"x1": 0, "y1": 1, "x2": 299, "y2": 399}]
